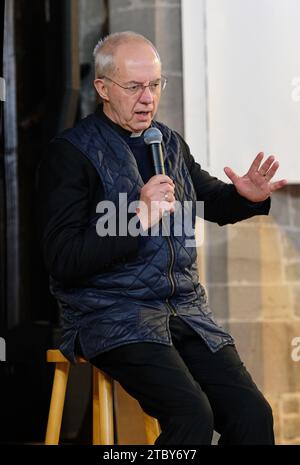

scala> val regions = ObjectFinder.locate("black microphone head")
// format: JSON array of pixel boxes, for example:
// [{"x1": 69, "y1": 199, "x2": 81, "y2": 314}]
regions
[{"x1": 143, "y1": 127, "x2": 163, "y2": 145}]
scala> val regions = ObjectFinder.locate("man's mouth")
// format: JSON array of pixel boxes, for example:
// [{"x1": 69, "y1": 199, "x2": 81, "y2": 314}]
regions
[{"x1": 135, "y1": 111, "x2": 151, "y2": 116}]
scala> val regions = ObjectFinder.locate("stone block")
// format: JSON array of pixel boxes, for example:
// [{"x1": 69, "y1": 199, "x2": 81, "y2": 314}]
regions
[
  {"x1": 205, "y1": 223, "x2": 228, "y2": 285},
  {"x1": 289, "y1": 185, "x2": 300, "y2": 227},
  {"x1": 266, "y1": 396, "x2": 281, "y2": 443},
  {"x1": 285, "y1": 262, "x2": 300, "y2": 282},
  {"x1": 196, "y1": 219, "x2": 207, "y2": 284},
  {"x1": 277, "y1": 393, "x2": 300, "y2": 443},
  {"x1": 228, "y1": 258, "x2": 261, "y2": 284},
  {"x1": 208, "y1": 281, "x2": 290, "y2": 323},
  {"x1": 228, "y1": 321, "x2": 263, "y2": 391},
  {"x1": 283, "y1": 437, "x2": 300, "y2": 445},
  {"x1": 248, "y1": 213, "x2": 274, "y2": 225},
  {"x1": 260, "y1": 226, "x2": 284, "y2": 283},
  {"x1": 269, "y1": 188, "x2": 291, "y2": 227},
  {"x1": 227, "y1": 225, "x2": 262, "y2": 283},
  {"x1": 282, "y1": 229, "x2": 300, "y2": 261},
  {"x1": 262, "y1": 321, "x2": 300, "y2": 395},
  {"x1": 228, "y1": 224, "x2": 261, "y2": 260},
  {"x1": 260, "y1": 284, "x2": 293, "y2": 319},
  {"x1": 228, "y1": 321, "x2": 300, "y2": 397},
  {"x1": 291, "y1": 285, "x2": 300, "y2": 317},
  {"x1": 281, "y1": 395, "x2": 300, "y2": 415},
  {"x1": 228, "y1": 284, "x2": 261, "y2": 320},
  {"x1": 207, "y1": 284, "x2": 229, "y2": 321},
  {"x1": 282, "y1": 416, "x2": 300, "y2": 441}
]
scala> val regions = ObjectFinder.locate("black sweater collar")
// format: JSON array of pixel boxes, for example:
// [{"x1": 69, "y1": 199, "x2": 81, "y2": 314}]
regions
[{"x1": 95, "y1": 104, "x2": 144, "y2": 139}]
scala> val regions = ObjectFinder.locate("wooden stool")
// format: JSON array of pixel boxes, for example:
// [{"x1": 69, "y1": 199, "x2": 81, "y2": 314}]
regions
[{"x1": 45, "y1": 349, "x2": 160, "y2": 445}]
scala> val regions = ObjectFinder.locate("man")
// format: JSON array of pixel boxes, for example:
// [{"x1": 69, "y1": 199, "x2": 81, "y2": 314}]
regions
[{"x1": 37, "y1": 31, "x2": 287, "y2": 445}]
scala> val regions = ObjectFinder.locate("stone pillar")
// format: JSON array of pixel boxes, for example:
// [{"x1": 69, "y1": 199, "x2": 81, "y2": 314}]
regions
[
  {"x1": 78, "y1": 0, "x2": 108, "y2": 116},
  {"x1": 108, "y1": 0, "x2": 184, "y2": 134}
]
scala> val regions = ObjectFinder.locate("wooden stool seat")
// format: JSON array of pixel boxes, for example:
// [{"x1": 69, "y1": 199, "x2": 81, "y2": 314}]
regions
[
  {"x1": 45, "y1": 349, "x2": 160, "y2": 445},
  {"x1": 47, "y1": 349, "x2": 86, "y2": 363}
]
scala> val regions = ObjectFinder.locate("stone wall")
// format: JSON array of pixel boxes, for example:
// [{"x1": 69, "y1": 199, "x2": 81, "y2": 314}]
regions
[{"x1": 205, "y1": 186, "x2": 300, "y2": 444}]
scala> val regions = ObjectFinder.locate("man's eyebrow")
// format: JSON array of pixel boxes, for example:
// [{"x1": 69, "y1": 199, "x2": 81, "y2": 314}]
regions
[
  {"x1": 125, "y1": 80, "x2": 142, "y2": 85},
  {"x1": 125, "y1": 78, "x2": 161, "y2": 85}
]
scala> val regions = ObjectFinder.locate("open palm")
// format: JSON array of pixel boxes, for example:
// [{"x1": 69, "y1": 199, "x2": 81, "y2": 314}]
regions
[{"x1": 224, "y1": 152, "x2": 287, "y2": 202}]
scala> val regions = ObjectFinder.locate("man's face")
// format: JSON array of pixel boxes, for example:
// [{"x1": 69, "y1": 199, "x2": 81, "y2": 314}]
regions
[{"x1": 95, "y1": 42, "x2": 162, "y2": 133}]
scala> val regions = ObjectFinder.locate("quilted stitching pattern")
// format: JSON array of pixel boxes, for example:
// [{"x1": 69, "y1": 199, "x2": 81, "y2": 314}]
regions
[{"x1": 51, "y1": 113, "x2": 234, "y2": 362}]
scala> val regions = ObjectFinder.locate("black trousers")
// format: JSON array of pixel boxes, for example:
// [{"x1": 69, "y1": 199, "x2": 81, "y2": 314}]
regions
[{"x1": 78, "y1": 316, "x2": 274, "y2": 445}]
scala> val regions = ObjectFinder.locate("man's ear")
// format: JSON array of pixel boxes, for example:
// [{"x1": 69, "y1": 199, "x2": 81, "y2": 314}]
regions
[{"x1": 94, "y1": 79, "x2": 109, "y2": 101}]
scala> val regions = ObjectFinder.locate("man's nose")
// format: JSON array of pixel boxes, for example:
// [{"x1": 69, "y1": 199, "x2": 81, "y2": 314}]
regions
[{"x1": 139, "y1": 85, "x2": 154, "y2": 103}]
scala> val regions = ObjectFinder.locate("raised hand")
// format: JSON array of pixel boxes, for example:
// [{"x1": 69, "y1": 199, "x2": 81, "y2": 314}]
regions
[{"x1": 224, "y1": 152, "x2": 287, "y2": 202}]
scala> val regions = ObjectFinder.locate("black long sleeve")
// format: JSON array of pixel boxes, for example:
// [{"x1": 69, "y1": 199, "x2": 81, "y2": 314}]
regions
[
  {"x1": 37, "y1": 139, "x2": 139, "y2": 286},
  {"x1": 176, "y1": 132, "x2": 271, "y2": 225}
]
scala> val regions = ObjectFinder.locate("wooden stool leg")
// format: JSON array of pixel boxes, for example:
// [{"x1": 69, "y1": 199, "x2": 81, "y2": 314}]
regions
[
  {"x1": 92, "y1": 366, "x2": 101, "y2": 445},
  {"x1": 95, "y1": 368, "x2": 114, "y2": 445},
  {"x1": 143, "y1": 413, "x2": 161, "y2": 445},
  {"x1": 45, "y1": 362, "x2": 70, "y2": 445}
]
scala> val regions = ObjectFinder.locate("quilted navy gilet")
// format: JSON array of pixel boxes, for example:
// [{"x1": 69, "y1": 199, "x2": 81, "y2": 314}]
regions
[{"x1": 49, "y1": 112, "x2": 234, "y2": 362}]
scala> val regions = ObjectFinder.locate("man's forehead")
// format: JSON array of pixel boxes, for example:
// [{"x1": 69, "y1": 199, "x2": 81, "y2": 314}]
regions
[
  {"x1": 114, "y1": 42, "x2": 160, "y2": 67},
  {"x1": 115, "y1": 56, "x2": 160, "y2": 81}
]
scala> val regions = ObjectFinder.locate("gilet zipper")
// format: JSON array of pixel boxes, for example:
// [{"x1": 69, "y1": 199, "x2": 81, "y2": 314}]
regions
[{"x1": 162, "y1": 217, "x2": 177, "y2": 316}]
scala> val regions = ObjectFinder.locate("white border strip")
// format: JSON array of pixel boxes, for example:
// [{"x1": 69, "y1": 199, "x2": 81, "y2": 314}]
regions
[{"x1": 181, "y1": 0, "x2": 209, "y2": 167}]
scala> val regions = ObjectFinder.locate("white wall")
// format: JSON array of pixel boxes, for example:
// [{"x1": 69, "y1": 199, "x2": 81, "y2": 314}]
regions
[{"x1": 182, "y1": 0, "x2": 300, "y2": 183}]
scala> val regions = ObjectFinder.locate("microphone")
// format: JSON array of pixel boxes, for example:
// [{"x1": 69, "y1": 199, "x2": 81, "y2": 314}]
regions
[{"x1": 144, "y1": 127, "x2": 165, "y2": 175}]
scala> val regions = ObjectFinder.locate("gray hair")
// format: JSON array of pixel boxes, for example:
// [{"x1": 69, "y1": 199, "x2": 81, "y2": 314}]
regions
[{"x1": 93, "y1": 31, "x2": 161, "y2": 78}]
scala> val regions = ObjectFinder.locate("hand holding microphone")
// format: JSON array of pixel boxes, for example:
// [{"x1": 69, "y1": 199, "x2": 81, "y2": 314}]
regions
[{"x1": 136, "y1": 128, "x2": 176, "y2": 230}]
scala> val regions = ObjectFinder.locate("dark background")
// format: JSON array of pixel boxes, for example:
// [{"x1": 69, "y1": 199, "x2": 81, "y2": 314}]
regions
[{"x1": 0, "y1": 0, "x2": 107, "y2": 443}]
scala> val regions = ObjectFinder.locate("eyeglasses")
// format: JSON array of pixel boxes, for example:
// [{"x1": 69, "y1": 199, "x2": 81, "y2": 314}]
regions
[{"x1": 100, "y1": 75, "x2": 168, "y2": 95}]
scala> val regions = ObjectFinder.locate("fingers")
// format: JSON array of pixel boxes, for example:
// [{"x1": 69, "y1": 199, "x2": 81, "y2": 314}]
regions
[
  {"x1": 148, "y1": 174, "x2": 175, "y2": 201},
  {"x1": 263, "y1": 160, "x2": 279, "y2": 182},
  {"x1": 257, "y1": 155, "x2": 275, "y2": 177},
  {"x1": 247, "y1": 152, "x2": 264, "y2": 175},
  {"x1": 146, "y1": 175, "x2": 175, "y2": 201},
  {"x1": 160, "y1": 185, "x2": 175, "y2": 199},
  {"x1": 151, "y1": 174, "x2": 175, "y2": 187},
  {"x1": 140, "y1": 173, "x2": 176, "y2": 209},
  {"x1": 224, "y1": 166, "x2": 239, "y2": 184},
  {"x1": 270, "y1": 179, "x2": 288, "y2": 192},
  {"x1": 160, "y1": 190, "x2": 175, "y2": 203},
  {"x1": 249, "y1": 153, "x2": 281, "y2": 184}
]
